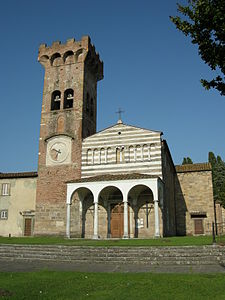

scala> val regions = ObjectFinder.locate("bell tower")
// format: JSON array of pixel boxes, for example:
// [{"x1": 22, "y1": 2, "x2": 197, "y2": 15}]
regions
[{"x1": 34, "y1": 36, "x2": 103, "y2": 235}]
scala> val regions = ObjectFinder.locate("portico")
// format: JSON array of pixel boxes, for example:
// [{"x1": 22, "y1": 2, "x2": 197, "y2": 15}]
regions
[{"x1": 66, "y1": 174, "x2": 164, "y2": 239}]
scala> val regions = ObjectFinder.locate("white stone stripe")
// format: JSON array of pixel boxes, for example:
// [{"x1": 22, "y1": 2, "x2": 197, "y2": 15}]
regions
[
  {"x1": 84, "y1": 134, "x2": 160, "y2": 141},
  {"x1": 83, "y1": 138, "x2": 161, "y2": 146},
  {"x1": 90, "y1": 130, "x2": 160, "y2": 136},
  {"x1": 82, "y1": 168, "x2": 162, "y2": 176},
  {"x1": 82, "y1": 160, "x2": 162, "y2": 169},
  {"x1": 81, "y1": 170, "x2": 162, "y2": 178}
]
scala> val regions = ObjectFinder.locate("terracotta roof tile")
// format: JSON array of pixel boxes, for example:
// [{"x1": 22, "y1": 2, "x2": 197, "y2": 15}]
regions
[
  {"x1": 67, "y1": 173, "x2": 158, "y2": 183},
  {"x1": 175, "y1": 163, "x2": 211, "y2": 173},
  {"x1": 0, "y1": 172, "x2": 38, "y2": 179}
]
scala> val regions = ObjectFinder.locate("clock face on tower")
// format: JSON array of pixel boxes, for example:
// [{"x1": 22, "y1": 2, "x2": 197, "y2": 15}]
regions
[
  {"x1": 46, "y1": 136, "x2": 72, "y2": 166},
  {"x1": 50, "y1": 142, "x2": 68, "y2": 162}
]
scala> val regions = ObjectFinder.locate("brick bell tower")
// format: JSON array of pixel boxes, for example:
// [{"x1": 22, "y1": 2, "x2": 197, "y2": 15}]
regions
[{"x1": 34, "y1": 36, "x2": 103, "y2": 235}]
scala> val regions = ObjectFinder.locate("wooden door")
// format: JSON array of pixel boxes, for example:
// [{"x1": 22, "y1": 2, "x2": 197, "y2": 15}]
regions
[
  {"x1": 194, "y1": 219, "x2": 204, "y2": 234},
  {"x1": 111, "y1": 204, "x2": 130, "y2": 238},
  {"x1": 24, "y1": 218, "x2": 32, "y2": 236}
]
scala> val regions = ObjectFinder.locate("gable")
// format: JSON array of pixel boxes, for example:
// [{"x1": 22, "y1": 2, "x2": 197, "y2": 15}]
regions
[
  {"x1": 83, "y1": 122, "x2": 162, "y2": 145},
  {"x1": 81, "y1": 122, "x2": 163, "y2": 178}
]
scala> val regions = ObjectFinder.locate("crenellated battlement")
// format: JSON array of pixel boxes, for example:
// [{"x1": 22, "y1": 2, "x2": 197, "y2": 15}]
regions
[{"x1": 38, "y1": 36, "x2": 103, "y2": 81}]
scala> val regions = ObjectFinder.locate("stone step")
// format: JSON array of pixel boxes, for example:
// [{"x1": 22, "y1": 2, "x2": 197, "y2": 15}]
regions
[
  {"x1": 0, "y1": 245, "x2": 223, "y2": 253},
  {"x1": 0, "y1": 254, "x2": 222, "y2": 265},
  {"x1": 0, "y1": 251, "x2": 219, "y2": 259},
  {"x1": 0, "y1": 244, "x2": 224, "y2": 266},
  {"x1": 0, "y1": 250, "x2": 222, "y2": 260},
  {"x1": 0, "y1": 256, "x2": 219, "y2": 266}
]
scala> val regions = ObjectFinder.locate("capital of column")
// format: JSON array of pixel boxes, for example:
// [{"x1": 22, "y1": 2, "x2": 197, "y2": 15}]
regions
[{"x1": 93, "y1": 191, "x2": 99, "y2": 204}]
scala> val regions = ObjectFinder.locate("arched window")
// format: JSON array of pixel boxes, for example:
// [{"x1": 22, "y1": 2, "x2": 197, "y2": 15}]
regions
[
  {"x1": 87, "y1": 149, "x2": 93, "y2": 165},
  {"x1": 106, "y1": 147, "x2": 112, "y2": 163},
  {"x1": 51, "y1": 90, "x2": 61, "y2": 111},
  {"x1": 51, "y1": 53, "x2": 62, "y2": 66},
  {"x1": 64, "y1": 51, "x2": 74, "y2": 64},
  {"x1": 116, "y1": 147, "x2": 125, "y2": 163},
  {"x1": 136, "y1": 145, "x2": 141, "y2": 161},
  {"x1": 64, "y1": 89, "x2": 74, "y2": 109},
  {"x1": 100, "y1": 148, "x2": 106, "y2": 164},
  {"x1": 129, "y1": 146, "x2": 134, "y2": 162},
  {"x1": 143, "y1": 144, "x2": 149, "y2": 160},
  {"x1": 90, "y1": 98, "x2": 94, "y2": 117},
  {"x1": 93, "y1": 149, "x2": 99, "y2": 164}
]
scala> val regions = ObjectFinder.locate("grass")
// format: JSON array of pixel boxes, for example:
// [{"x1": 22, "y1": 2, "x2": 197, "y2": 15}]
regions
[
  {"x1": 0, "y1": 235, "x2": 217, "y2": 246},
  {"x1": 0, "y1": 271, "x2": 225, "y2": 299}
]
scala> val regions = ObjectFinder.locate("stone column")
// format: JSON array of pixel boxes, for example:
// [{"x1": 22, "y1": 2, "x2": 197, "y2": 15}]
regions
[
  {"x1": 107, "y1": 204, "x2": 111, "y2": 238},
  {"x1": 66, "y1": 203, "x2": 71, "y2": 239},
  {"x1": 93, "y1": 196, "x2": 99, "y2": 239},
  {"x1": 154, "y1": 199, "x2": 160, "y2": 237},
  {"x1": 123, "y1": 192, "x2": 129, "y2": 239}
]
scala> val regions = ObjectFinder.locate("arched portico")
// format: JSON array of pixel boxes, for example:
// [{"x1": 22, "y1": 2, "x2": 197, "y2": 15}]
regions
[
  {"x1": 66, "y1": 174, "x2": 164, "y2": 239},
  {"x1": 128, "y1": 185, "x2": 154, "y2": 238}
]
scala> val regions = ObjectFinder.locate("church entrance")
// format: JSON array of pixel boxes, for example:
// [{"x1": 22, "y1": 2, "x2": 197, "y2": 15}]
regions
[{"x1": 111, "y1": 203, "x2": 130, "y2": 238}]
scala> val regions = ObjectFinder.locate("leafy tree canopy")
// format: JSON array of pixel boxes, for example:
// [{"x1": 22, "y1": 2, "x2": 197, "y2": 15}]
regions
[
  {"x1": 182, "y1": 157, "x2": 193, "y2": 164},
  {"x1": 170, "y1": 0, "x2": 225, "y2": 95},
  {"x1": 208, "y1": 151, "x2": 225, "y2": 207}
]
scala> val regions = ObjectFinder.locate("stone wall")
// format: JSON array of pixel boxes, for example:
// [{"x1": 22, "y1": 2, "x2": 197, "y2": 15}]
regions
[{"x1": 175, "y1": 163, "x2": 214, "y2": 236}]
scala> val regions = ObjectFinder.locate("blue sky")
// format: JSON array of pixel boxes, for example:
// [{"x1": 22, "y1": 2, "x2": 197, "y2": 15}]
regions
[{"x1": 0, "y1": 0, "x2": 224, "y2": 172}]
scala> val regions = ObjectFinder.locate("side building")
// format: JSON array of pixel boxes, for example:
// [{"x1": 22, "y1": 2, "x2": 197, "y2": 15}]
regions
[
  {"x1": 0, "y1": 172, "x2": 37, "y2": 237},
  {"x1": 175, "y1": 163, "x2": 215, "y2": 236}
]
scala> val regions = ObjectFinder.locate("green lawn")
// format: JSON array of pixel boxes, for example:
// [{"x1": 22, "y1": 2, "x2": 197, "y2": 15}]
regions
[
  {"x1": 0, "y1": 235, "x2": 218, "y2": 246},
  {"x1": 0, "y1": 271, "x2": 225, "y2": 300}
]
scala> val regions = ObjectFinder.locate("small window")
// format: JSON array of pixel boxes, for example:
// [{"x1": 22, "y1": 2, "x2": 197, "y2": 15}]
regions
[
  {"x1": 64, "y1": 89, "x2": 74, "y2": 109},
  {"x1": 1, "y1": 183, "x2": 10, "y2": 196},
  {"x1": 51, "y1": 90, "x2": 61, "y2": 111},
  {"x1": 0, "y1": 210, "x2": 8, "y2": 220}
]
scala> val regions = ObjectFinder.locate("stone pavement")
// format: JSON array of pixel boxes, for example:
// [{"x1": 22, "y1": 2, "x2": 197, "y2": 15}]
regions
[{"x1": 0, "y1": 259, "x2": 225, "y2": 273}]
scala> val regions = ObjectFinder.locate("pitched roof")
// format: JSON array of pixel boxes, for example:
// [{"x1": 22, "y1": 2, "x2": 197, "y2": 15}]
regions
[
  {"x1": 175, "y1": 163, "x2": 211, "y2": 173},
  {"x1": 83, "y1": 121, "x2": 162, "y2": 141},
  {"x1": 0, "y1": 172, "x2": 38, "y2": 179},
  {"x1": 67, "y1": 173, "x2": 159, "y2": 183}
]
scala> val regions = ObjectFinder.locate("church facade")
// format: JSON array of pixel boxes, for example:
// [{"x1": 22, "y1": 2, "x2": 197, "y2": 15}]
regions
[{"x1": 0, "y1": 36, "x2": 217, "y2": 238}]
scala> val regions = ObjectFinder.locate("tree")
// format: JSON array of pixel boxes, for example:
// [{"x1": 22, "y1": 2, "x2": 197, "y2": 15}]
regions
[
  {"x1": 182, "y1": 157, "x2": 193, "y2": 164},
  {"x1": 170, "y1": 0, "x2": 225, "y2": 95},
  {"x1": 208, "y1": 151, "x2": 225, "y2": 207}
]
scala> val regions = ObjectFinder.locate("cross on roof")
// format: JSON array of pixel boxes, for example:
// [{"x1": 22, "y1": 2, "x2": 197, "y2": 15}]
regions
[{"x1": 115, "y1": 108, "x2": 125, "y2": 123}]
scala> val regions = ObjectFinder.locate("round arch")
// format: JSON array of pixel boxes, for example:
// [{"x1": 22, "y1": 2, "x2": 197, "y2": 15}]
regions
[{"x1": 128, "y1": 184, "x2": 154, "y2": 238}]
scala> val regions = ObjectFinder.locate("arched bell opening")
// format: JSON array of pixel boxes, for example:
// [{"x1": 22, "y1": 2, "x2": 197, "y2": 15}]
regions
[{"x1": 128, "y1": 185, "x2": 154, "y2": 238}]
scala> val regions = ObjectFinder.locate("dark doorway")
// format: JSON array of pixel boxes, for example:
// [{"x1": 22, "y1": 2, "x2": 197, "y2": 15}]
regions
[
  {"x1": 194, "y1": 219, "x2": 204, "y2": 234},
  {"x1": 24, "y1": 218, "x2": 32, "y2": 236}
]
